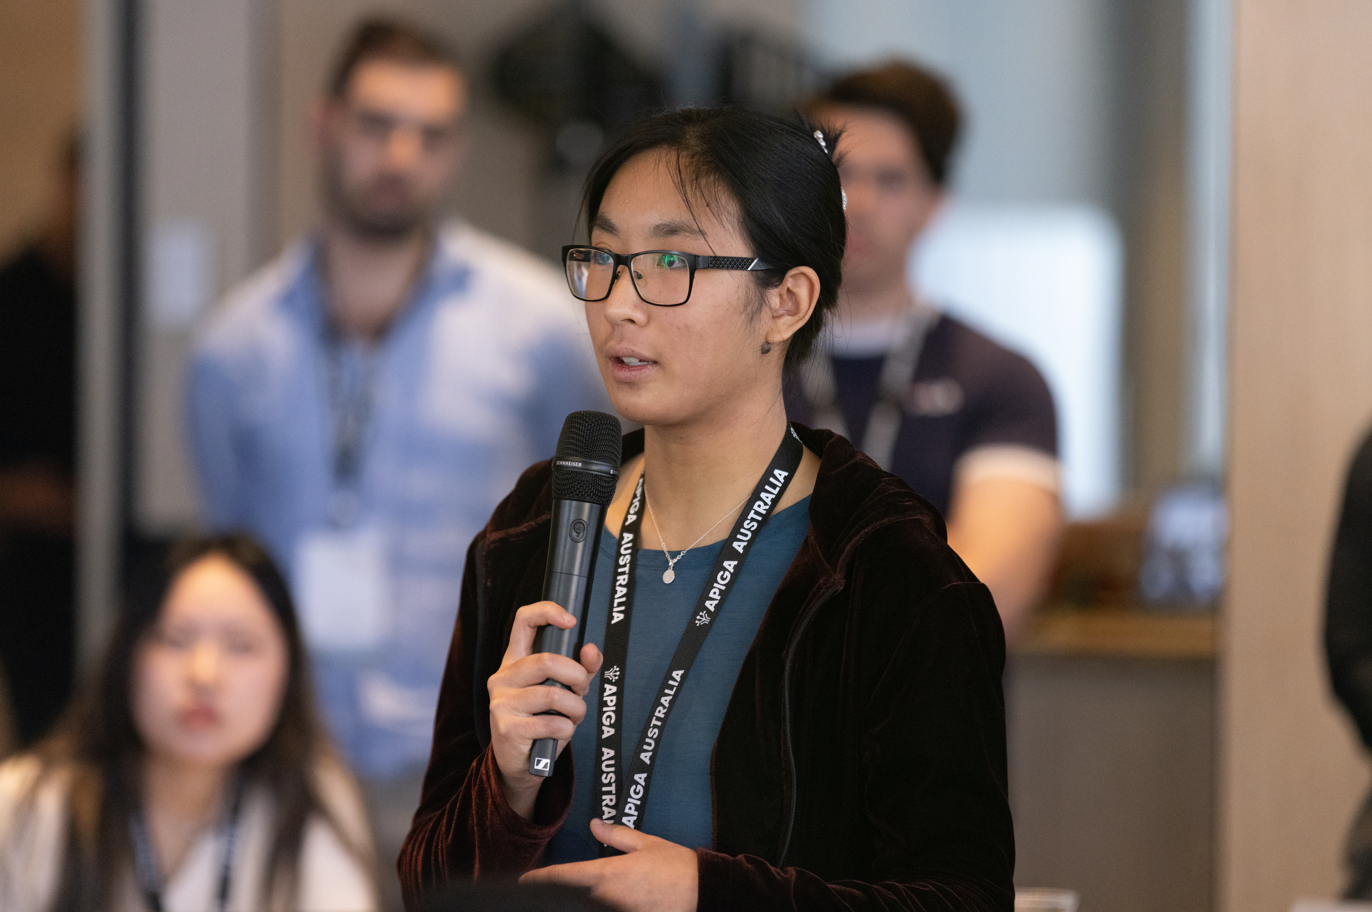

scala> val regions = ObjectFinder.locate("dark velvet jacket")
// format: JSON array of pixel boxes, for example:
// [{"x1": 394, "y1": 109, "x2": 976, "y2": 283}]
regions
[{"x1": 399, "y1": 426, "x2": 1015, "y2": 910}]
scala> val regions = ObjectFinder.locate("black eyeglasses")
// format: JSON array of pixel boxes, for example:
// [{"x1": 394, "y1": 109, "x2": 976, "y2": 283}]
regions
[{"x1": 561, "y1": 245, "x2": 773, "y2": 307}]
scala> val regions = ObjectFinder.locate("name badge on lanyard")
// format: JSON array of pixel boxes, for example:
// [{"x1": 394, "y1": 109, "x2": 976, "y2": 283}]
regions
[{"x1": 294, "y1": 525, "x2": 392, "y2": 652}]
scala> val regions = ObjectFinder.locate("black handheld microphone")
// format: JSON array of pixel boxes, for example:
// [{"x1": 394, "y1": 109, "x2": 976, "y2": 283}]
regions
[{"x1": 528, "y1": 410, "x2": 622, "y2": 778}]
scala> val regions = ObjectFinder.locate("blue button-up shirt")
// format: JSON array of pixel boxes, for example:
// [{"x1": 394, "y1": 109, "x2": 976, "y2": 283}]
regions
[{"x1": 186, "y1": 222, "x2": 612, "y2": 777}]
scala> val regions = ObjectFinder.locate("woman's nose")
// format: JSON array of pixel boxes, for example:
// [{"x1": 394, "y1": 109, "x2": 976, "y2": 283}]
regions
[
  {"x1": 188, "y1": 640, "x2": 221, "y2": 686},
  {"x1": 602, "y1": 265, "x2": 646, "y2": 323}
]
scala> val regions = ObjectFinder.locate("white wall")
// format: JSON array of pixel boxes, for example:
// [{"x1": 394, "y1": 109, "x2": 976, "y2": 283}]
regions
[
  {"x1": 134, "y1": 0, "x2": 273, "y2": 532},
  {"x1": 913, "y1": 203, "x2": 1124, "y2": 517}
]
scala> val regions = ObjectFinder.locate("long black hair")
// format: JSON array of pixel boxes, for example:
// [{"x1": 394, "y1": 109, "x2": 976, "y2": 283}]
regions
[
  {"x1": 580, "y1": 106, "x2": 847, "y2": 371},
  {"x1": 31, "y1": 533, "x2": 369, "y2": 911}
]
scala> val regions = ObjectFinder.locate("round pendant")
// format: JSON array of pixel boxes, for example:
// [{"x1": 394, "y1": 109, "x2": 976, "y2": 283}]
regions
[{"x1": 662, "y1": 568, "x2": 676, "y2": 584}]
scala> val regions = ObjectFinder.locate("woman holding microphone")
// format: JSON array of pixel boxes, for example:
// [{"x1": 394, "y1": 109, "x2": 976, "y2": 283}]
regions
[{"x1": 401, "y1": 107, "x2": 1013, "y2": 912}]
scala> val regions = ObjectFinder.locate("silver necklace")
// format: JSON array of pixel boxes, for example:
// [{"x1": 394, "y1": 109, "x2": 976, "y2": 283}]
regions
[{"x1": 644, "y1": 487, "x2": 752, "y2": 584}]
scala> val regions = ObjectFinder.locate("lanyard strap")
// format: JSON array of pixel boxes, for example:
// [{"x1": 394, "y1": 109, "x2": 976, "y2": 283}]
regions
[
  {"x1": 803, "y1": 308, "x2": 937, "y2": 471},
  {"x1": 321, "y1": 335, "x2": 380, "y2": 527},
  {"x1": 593, "y1": 426, "x2": 804, "y2": 846},
  {"x1": 130, "y1": 774, "x2": 246, "y2": 912}
]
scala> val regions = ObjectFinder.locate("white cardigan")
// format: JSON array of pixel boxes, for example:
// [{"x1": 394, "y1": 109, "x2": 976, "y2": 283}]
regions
[{"x1": 0, "y1": 753, "x2": 379, "y2": 912}]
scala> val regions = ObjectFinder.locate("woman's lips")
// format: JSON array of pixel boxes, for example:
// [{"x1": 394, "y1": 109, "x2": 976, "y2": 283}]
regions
[
  {"x1": 608, "y1": 353, "x2": 657, "y2": 380},
  {"x1": 179, "y1": 705, "x2": 220, "y2": 730}
]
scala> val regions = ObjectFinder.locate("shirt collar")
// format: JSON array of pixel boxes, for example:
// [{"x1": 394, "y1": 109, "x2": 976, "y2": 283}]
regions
[{"x1": 278, "y1": 224, "x2": 474, "y2": 337}]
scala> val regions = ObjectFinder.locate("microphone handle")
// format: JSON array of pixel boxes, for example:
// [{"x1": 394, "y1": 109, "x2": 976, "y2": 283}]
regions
[{"x1": 529, "y1": 498, "x2": 605, "y2": 778}]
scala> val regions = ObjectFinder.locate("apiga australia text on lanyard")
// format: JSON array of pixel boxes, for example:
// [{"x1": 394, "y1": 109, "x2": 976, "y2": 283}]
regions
[{"x1": 593, "y1": 426, "x2": 803, "y2": 847}]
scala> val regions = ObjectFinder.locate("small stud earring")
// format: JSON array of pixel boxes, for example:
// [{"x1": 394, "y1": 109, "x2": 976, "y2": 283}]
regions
[{"x1": 761, "y1": 341, "x2": 773, "y2": 355}]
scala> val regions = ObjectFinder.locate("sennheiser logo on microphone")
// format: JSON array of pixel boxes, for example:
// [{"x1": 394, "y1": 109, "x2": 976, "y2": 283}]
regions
[
  {"x1": 533, "y1": 757, "x2": 551, "y2": 772},
  {"x1": 554, "y1": 457, "x2": 619, "y2": 477}
]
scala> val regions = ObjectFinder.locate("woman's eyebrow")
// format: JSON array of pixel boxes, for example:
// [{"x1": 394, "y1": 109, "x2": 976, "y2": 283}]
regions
[
  {"x1": 590, "y1": 214, "x2": 706, "y2": 242},
  {"x1": 650, "y1": 219, "x2": 705, "y2": 240}
]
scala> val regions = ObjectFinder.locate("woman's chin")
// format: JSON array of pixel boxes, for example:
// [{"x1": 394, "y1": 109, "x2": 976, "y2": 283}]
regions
[
  {"x1": 145, "y1": 729, "x2": 266, "y2": 774},
  {"x1": 605, "y1": 388, "x2": 670, "y2": 430}
]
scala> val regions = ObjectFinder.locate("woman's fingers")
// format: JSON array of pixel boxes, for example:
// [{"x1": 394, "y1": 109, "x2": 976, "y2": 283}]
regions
[
  {"x1": 493, "y1": 675, "x2": 592, "y2": 723},
  {"x1": 495, "y1": 649, "x2": 595, "y2": 695},
  {"x1": 504, "y1": 600, "x2": 577, "y2": 662},
  {"x1": 579, "y1": 642, "x2": 604, "y2": 682},
  {"x1": 488, "y1": 600, "x2": 603, "y2": 813},
  {"x1": 489, "y1": 703, "x2": 578, "y2": 745}
]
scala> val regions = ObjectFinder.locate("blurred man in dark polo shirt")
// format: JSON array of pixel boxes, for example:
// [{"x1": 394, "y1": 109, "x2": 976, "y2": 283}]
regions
[{"x1": 789, "y1": 62, "x2": 1063, "y2": 642}]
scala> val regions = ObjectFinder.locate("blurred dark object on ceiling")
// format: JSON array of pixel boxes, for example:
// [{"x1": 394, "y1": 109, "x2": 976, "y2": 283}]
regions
[
  {"x1": 492, "y1": 0, "x2": 665, "y2": 169},
  {"x1": 716, "y1": 30, "x2": 825, "y2": 115},
  {"x1": 491, "y1": 0, "x2": 825, "y2": 170}
]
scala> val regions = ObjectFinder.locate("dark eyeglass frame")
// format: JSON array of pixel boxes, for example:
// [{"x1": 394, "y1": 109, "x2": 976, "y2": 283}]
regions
[{"x1": 561, "y1": 245, "x2": 774, "y2": 307}]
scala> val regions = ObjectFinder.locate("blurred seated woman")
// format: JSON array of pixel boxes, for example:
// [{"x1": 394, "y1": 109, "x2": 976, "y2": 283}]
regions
[{"x1": 0, "y1": 533, "x2": 379, "y2": 911}]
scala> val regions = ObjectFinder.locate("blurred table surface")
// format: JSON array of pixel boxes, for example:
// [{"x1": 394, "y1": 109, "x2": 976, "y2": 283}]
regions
[{"x1": 1016, "y1": 605, "x2": 1217, "y2": 660}]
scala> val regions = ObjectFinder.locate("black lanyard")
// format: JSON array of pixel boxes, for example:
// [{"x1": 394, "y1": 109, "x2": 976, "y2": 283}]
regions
[
  {"x1": 130, "y1": 775, "x2": 246, "y2": 912},
  {"x1": 802, "y1": 307, "x2": 937, "y2": 471},
  {"x1": 593, "y1": 426, "x2": 803, "y2": 849},
  {"x1": 322, "y1": 334, "x2": 380, "y2": 528},
  {"x1": 314, "y1": 237, "x2": 435, "y2": 528}
]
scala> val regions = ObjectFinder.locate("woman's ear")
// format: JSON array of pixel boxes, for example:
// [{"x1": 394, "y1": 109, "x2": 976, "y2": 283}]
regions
[{"x1": 763, "y1": 266, "x2": 821, "y2": 349}]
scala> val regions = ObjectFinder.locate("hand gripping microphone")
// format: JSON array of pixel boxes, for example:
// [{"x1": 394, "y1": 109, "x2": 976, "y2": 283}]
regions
[{"x1": 528, "y1": 410, "x2": 622, "y2": 778}]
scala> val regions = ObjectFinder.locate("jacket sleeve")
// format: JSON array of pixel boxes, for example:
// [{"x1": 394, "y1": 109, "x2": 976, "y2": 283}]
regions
[
  {"x1": 397, "y1": 533, "x2": 575, "y2": 908},
  {"x1": 1327, "y1": 427, "x2": 1372, "y2": 751},
  {"x1": 698, "y1": 578, "x2": 1014, "y2": 912}
]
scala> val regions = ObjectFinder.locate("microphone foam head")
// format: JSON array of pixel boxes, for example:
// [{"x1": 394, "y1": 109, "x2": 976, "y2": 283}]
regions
[{"x1": 551, "y1": 411, "x2": 622, "y2": 505}]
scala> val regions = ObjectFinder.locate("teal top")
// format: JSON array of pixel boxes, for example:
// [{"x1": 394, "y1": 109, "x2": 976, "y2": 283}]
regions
[{"x1": 542, "y1": 497, "x2": 812, "y2": 863}]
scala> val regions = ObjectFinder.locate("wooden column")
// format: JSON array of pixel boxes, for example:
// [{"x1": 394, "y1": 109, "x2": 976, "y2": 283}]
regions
[{"x1": 1223, "y1": 1, "x2": 1372, "y2": 908}]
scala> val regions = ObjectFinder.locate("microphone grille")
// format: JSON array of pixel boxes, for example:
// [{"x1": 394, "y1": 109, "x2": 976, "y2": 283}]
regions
[{"x1": 551, "y1": 411, "x2": 622, "y2": 505}]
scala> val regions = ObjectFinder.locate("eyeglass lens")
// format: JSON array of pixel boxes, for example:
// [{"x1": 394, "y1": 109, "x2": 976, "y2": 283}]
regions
[{"x1": 565, "y1": 248, "x2": 692, "y2": 306}]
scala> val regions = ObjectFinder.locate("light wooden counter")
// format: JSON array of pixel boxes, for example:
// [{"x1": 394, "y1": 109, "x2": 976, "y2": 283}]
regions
[{"x1": 1017, "y1": 606, "x2": 1218, "y2": 660}]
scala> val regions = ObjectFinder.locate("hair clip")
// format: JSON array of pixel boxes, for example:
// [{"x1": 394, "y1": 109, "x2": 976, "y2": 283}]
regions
[
  {"x1": 813, "y1": 129, "x2": 829, "y2": 155},
  {"x1": 841, "y1": 188, "x2": 848, "y2": 211}
]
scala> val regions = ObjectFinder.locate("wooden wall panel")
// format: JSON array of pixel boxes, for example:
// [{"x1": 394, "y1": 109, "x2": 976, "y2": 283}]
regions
[
  {"x1": 0, "y1": 0, "x2": 81, "y2": 254},
  {"x1": 1224, "y1": 2, "x2": 1372, "y2": 908}
]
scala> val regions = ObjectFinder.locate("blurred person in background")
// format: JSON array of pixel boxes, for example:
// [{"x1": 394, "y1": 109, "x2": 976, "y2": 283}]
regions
[
  {"x1": 1325, "y1": 427, "x2": 1372, "y2": 899},
  {"x1": 0, "y1": 533, "x2": 378, "y2": 912},
  {"x1": 788, "y1": 62, "x2": 1063, "y2": 642},
  {"x1": 185, "y1": 16, "x2": 609, "y2": 896},
  {"x1": 0, "y1": 131, "x2": 80, "y2": 748}
]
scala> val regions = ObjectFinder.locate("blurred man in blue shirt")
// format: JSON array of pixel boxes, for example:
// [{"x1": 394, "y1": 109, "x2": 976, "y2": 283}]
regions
[{"x1": 185, "y1": 17, "x2": 609, "y2": 876}]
